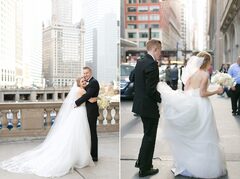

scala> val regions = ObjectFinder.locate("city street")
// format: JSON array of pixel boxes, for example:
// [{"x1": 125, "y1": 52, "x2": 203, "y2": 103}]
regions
[{"x1": 121, "y1": 88, "x2": 240, "y2": 179}]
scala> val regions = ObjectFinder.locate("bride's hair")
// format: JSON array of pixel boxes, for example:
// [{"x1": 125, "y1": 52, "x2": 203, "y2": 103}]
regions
[
  {"x1": 76, "y1": 77, "x2": 84, "y2": 87},
  {"x1": 197, "y1": 51, "x2": 212, "y2": 70}
]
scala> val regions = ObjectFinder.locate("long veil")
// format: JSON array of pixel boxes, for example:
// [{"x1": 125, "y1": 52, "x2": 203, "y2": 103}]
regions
[
  {"x1": 42, "y1": 81, "x2": 78, "y2": 144},
  {"x1": 181, "y1": 56, "x2": 204, "y2": 85},
  {"x1": 0, "y1": 82, "x2": 79, "y2": 174}
]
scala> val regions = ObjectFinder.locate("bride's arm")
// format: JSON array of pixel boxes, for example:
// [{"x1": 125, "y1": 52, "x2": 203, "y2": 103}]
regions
[
  {"x1": 200, "y1": 74, "x2": 223, "y2": 97},
  {"x1": 88, "y1": 97, "x2": 97, "y2": 103}
]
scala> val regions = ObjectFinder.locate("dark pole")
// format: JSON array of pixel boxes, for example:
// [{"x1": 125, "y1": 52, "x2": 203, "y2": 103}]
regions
[{"x1": 148, "y1": 27, "x2": 152, "y2": 40}]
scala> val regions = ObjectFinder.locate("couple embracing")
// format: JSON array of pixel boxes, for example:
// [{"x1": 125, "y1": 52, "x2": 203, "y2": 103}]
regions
[
  {"x1": 0, "y1": 67, "x2": 100, "y2": 177},
  {"x1": 132, "y1": 39, "x2": 227, "y2": 178}
]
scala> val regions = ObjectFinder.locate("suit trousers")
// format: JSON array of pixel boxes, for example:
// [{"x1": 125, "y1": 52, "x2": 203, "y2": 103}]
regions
[
  {"x1": 138, "y1": 116, "x2": 159, "y2": 171},
  {"x1": 230, "y1": 84, "x2": 240, "y2": 114},
  {"x1": 88, "y1": 116, "x2": 98, "y2": 159}
]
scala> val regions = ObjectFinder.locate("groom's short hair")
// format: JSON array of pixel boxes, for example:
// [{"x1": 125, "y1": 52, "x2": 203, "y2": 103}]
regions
[
  {"x1": 83, "y1": 66, "x2": 92, "y2": 72},
  {"x1": 146, "y1": 39, "x2": 161, "y2": 51}
]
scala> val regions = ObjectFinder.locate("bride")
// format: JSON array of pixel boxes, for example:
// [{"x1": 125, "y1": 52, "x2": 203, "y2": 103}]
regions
[
  {"x1": 0, "y1": 77, "x2": 95, "y2": 177},
  {"x1": 158, "y1": 51, "x2": 227, "y2": 178}
]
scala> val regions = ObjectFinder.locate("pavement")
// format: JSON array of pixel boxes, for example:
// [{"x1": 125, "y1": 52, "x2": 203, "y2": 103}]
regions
[
  {"x1": 121, "y1": 86, "x2": 240, "y2": 179},
  {"x1": 0, "y1": 132, "x2": 119, "y2": 179}
]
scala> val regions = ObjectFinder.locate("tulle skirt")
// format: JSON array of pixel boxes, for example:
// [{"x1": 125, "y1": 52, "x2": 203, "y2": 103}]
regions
[
  {"x1": 0, "y1": 106, "x2": 93, "y2": 177},
  {"x1": 157, "y1": 82, "x2": 227, "y2": 178}
]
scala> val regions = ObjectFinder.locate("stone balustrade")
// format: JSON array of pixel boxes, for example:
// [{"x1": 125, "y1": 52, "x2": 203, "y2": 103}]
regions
[{"x1": 0, "y1": 102, "x2": 119, "y2": 138}]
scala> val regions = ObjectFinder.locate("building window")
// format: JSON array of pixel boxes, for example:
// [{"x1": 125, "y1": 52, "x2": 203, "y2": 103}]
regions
[
  {"x1": 138, "y1": 15, "x2": 148, "y2": 21},
  {"x1": 139, "y1": 32, "x2": 148, "y2": 38},
  {"x1": 139, "y1": 41, "x2": 146, "y2": 48},
  {"x1": 151, "y1": 24, "x2": 159, "y2": 28},
  {"x1": 152, "y1": 32, "x2": 159, "y2": 38},
  {"x1": 128, "y1": 0, "x2": 136, "y2": 4},
  {"x1": 139, "y1": 0, "x2": 147, "y2": 3},
  {"x1": 138, "y1": 24, "x2": 148, "y2": 29},
  {"x1": 128, "y1": 7, "x2": 136, "y2": 12},
  {"x1": 128, "y1": 32, "x2": 137, "y2": 38},
  {"x1": 149, "y1": 14, "x2": 160, "y2": 20},
  {"x1": 127, "y1": 16, "x2": 137, "y2": 21},
  {"x1": 151, "y1": 0, "x2": 159, "y2": 3},
  {"x1": 149, "y1": 6, "x2": 159, "y2": 12},
  {"x1": 138, "y1": 6, "x2": 148, "y2": 12},
  {"x1": 127, "y1": 24, "x2": 137, "y2": 29}
]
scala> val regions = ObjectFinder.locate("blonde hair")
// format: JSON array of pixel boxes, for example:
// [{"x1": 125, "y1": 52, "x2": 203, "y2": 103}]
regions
[
  {"x1": 197, "y1": 51, "x2": 212, "y2": 70},
  {"x1": 76, "y1": 77, "x2": 84, "y2": 87},
  {"x1": 146, "y1": 39, "x2": 161, "y2": 51}
]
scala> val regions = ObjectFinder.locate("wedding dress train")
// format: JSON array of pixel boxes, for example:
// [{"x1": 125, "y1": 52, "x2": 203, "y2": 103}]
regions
[
  {"x1": 157, "y1": 82, "x2": 227, "y2": 178},
  {"x1": 0, "y1": 83, "x2": 93, "y2": 177}
]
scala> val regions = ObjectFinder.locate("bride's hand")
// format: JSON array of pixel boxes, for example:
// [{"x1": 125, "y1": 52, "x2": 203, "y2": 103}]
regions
[
  {"x1": 88, "y1": 97, "x2": 97, "y2": 103},
  {"x1": 216, "y1": 86, "x2": 224, "y2": 94}
]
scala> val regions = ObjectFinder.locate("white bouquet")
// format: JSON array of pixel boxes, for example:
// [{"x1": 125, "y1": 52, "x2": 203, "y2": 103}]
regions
[
  {"x1": 211, "y1": 72, "x2": 235, "y2": 87},
  {"x1": 97, "y1": 95, "x2": 110, "y2": 109}
]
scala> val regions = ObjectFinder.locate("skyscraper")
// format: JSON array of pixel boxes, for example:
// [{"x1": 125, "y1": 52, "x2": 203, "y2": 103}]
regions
[
  {"x1": 0, "y1": 0, "x2": 23, "y2": 88},
  {"x1": 42, "y1": 0, "x2": 84, "y2": 87},
  {"x1": 83, "y1": 0, "x2": 120, "y2": 83}
]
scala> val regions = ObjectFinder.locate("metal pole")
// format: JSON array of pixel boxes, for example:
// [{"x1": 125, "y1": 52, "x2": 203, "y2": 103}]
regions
[{"x1": 148, "y1": 27, "x2": 152, "y2": 40}]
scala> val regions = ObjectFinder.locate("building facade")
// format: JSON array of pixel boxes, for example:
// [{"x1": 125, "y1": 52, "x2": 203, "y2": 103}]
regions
[
  {"x1": 124, "y1": 0, "x2": 181, "y2": 60},
  {"x1": 83, "y1": 0, "x2": 119, "y2": 83},
  {"x1": 208, "y1": 0, "x2": 240, "y2": 69},
  {"x1": 42, "y1": 0, "x2": 84, "y2": 87},
  {"x1": 0, "y1": 0, "x2": 23, "y2": 88}
]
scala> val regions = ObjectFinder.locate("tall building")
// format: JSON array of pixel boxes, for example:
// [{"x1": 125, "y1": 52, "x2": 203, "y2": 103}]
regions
[
  {"x1": 83, "y1": 0, "x2": 119, "y2": 83},
  {"x1": 124, "y1": 0, "x2": 181, "y2": 59},
  {"x1": 42, "y1": 0, "x2": 85, "y2": 87},
  {"x1": 0, "y1": 0, "x2": 23, "y2": 88},
  {"x1": 208, "y1": 0, "x2": 240, "y2": 68},
  {"x1": 22, "y1": 0, "x2": 44, "y2": 87}
]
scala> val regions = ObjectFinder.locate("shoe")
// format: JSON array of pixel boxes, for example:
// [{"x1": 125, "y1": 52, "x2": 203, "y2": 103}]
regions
[
  {"x1": 92, "y1": 157, "x2": 98, "y2": 162},
  {"x1": 139, "y1": 168, "x2": 159, "y2": 177}
]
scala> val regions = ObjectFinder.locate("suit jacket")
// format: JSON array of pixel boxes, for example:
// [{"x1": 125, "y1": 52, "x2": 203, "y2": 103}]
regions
[
  {"x1": 132, "y1": 54, "x2": 161, "y2": 118},
  {"x1": 75, "y1": 77, "x2": 100, "y2": 118}
]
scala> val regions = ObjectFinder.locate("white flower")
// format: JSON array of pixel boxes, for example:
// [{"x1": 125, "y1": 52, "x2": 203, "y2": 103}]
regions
[
  {"x1": 97, "y1": 95, "x2": 110, "y2": 109},
  {"x1": 211, "y1": 72, "x2": 235, "y2": 87}
]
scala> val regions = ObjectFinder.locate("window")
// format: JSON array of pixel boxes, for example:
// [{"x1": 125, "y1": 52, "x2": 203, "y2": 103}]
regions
[
  {"x1": 151, "y1": 0, "x2": 159, "y2": 3},
  {"x1": 138, "y1": 24, "x2": 148, "y2": 29},
  {"x1": 139, "y1": 41, "x2": 146, "y2": 48},
  {"x1": 138, "y1": 15, "x2": 148, "y2": 21},
  {"x1": 152, "y1": 32, "x2": 159, "y2": 38},
  {"x1": 128, "y1": 32, "x2": 137, "y2": 38},
  {"x1": 139, "y1": 0, "x2": 147, "y2": 3},
  {"x1": 149, "y1": 14, "x2": 160, "y2": 20},
  {"x1": 139, "y1": 32, "x2": 148, "y2": 38},
  {"x1": 151, "y1": 24, "x2": 159, "y2": 28},
  {"x1": 127, "y1": 24, "x2": 137, "y2": 29},
  {"x1": 127, "y1": 16, "x2": 137, "y2": 21},
  {"x1": 128, "y1": 7, "x2": 136, "y2": 12},
  {"x1": 128, "y1": 0, "x2": 136, "y2": 4},
  {"x1": 138, "y1": 6, "x2": 148, "y2": 12},
  {"x1": 149, "y1": 6, "x2": 159, "y2": 12}
]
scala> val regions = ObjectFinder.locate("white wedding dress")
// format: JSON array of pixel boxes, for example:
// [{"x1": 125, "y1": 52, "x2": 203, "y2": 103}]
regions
[
  {"x1": 157, "y1": 82, "x2": 227, "y2": 178},
  {"x1": 0, "y1": 82, "x2": 94, "y2": 177}
]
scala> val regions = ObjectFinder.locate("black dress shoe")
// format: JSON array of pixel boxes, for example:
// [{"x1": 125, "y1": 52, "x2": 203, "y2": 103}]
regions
[
  {"x1": 139, "y1": 168, "x2": 159, "y2": 177},
  {"x1": 92, "y1": 157, "x2": 98, "y2": 162}
]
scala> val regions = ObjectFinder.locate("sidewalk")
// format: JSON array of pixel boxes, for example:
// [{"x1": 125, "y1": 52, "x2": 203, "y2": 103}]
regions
[
  {"x1": 121, "y1": 89, "x2": 240, "y2": 179},
  {"x1": 0, "y1": 132, "x2": 119, "y2": 179}
]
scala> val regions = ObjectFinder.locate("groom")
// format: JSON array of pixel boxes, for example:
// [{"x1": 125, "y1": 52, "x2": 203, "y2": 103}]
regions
[
  {"x1": 75, "y1": 66, "x2": 100, "y2": 161},
  {"x1": 132, "y1": 39, "x2": 162, "y2": 177}
]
